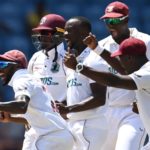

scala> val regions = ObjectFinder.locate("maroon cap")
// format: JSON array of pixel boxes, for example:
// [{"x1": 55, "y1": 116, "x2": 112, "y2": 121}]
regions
[
  {"x1": 32, "y1": 14, "x2": 66, "y2": 32},
  {"x1": 0, "y1": 50, "x2": 28, "y2": 68},
  {"x1": 101, "y1": 1, "x2": 129, "y2": 19},
  {"x1": 111, "y1": 38, "x2": 146, "y2": 57}
]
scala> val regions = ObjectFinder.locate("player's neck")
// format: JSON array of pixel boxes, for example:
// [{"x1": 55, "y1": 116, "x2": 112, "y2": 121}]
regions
[{"x1": 74, "y1": 44, "x2": 87, "y2": 56}]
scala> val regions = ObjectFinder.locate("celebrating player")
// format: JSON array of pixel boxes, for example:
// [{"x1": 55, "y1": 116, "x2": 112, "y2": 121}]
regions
[
  {"x1": 55, "y1": 16, "x2": 108, "y2": 150},
  {"x1": 0, "y1": 50, "x2": 74, "y2": 150},
  {"x1": 29, "y1": 14, "x2": 67, "y2": 104},
  {"x1": 83, "y1": 1, "x2": 149, "y2": 149},
  {"x1": 64, "y1": 37, "x2": 150, "y2": 150}
]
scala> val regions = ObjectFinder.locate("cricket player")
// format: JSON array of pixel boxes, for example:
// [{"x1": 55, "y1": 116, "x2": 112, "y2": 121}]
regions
[
  {"x1": 55, "y1": 16, "x2": 108, "y2": 150},
  {"x1": 0, "y1": 14, "x2": 69, "y2": 150},
  {"x1": 0, "y1": 50, "x2": 74, "y2": 150},
  {"x1": 26, "y1": 14, "x2": 68, "y2": 149},
  {"x1": 28, "y1": 14, "x2": 67, "y2": 103},
  {"x1": 82, "y1": 1, "x2": 149, "y2": 149},
  {"x1": 64, "y1": 37, "x2": 150, "y2": 150}
]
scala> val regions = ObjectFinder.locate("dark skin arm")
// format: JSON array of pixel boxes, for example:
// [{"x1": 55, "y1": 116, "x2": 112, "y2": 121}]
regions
[
  {"x1": 0, "y1": 95, "x2": 30, "y2": 114},
  {"x1": 64, "y1": 53, "x2": 137, "y2": 90},
  {"x1": 0, "y1": 112, "x2": 28, "y2": 124},
  {"x1": 83, "y1": 34, "x2": 138, "y2": 113},
  {"x1": 53, "y1": 76, "x2": 106, "y2": 117},
  {"x1": 83, "y1": 33, "x2": 126, "y2": 75}
]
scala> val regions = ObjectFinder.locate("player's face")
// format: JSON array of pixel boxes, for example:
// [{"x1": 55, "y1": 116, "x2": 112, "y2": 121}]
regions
[
  {"x1": 32, "y1": 30, "x2": 64, "y2": 51},
  {"x1": 64, "y1": 19, "x2": 85, "y2": 50},
  {"x1": 103, "y1": 16, "x2": 129, "y2": 43},
  {"x1": 119, "y1": 55, "x2": 135, "y2": 74}
]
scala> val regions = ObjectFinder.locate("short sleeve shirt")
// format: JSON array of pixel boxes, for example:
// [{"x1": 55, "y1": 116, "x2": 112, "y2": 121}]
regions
[
  {"x1": 129, "y1": 61, "x2": 150, "y2": 136},
  {"x1": 9, "y1": 69, "x2": 67, "y2": 134}
]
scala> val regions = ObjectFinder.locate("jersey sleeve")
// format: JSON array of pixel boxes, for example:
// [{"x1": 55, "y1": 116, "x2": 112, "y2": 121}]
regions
[
  {"x1": 129, "y1": 66, "x2": 150, "y2": 90},
  {"x1": 12, "y1": 78, "x2": 35, "y2": 99}
]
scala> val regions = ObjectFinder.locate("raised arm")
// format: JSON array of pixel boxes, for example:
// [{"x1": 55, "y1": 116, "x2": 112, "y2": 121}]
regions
[
  {"x1": 0, "y1": 95, "x2": 30, "y2": 114},
  {"x1": 53, "y1": 82, "x2": 106, "y2": 119},
  {"x1": 83, "y1": 33, "x2": 126, "y2": 75}
]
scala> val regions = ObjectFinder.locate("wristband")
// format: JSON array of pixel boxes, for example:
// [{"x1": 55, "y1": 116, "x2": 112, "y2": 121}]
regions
[{"x1": 93, "y1": 45, "x2": 105, "y2": 55}]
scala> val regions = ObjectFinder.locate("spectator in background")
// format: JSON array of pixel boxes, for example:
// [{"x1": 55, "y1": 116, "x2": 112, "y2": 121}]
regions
[
  {"x1": 25, "y1": 0, "x2": 48, "y2": 57},
  {"x1": 25, "y1": 0, "x2": 47, "y2": 35}
]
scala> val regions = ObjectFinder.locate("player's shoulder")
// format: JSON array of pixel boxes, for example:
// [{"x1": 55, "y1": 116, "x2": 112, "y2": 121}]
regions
[
  {"x1": 31, "y1": 51, "x2": 43, "y2": 58},
  {"x1": 98, "y1": 35, "x2": 113, "y2": 47},
  {"x1": 131, "y1": 28, "x2": 150, "y2": 41},
  {"x1": 140, "y1": 61, "x2": 150, "y2": 72},
  {"x1": 11, "y1": 70, "x2": 31, "y2": 87},
  {"x1": 84, "y1": 50, "x2": 107, "y2": 71},
  {"x1": 29, "y1": 51, "x2": 45, "y2": 65}
]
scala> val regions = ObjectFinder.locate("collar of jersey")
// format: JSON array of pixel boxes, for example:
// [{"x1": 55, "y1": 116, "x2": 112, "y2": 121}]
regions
[
  {"x1": 44, "y1": 43, "x2": 64, "y2": 58},
  {"x1": 76, "y1": 47, "x2": 91, "y2": 63}
]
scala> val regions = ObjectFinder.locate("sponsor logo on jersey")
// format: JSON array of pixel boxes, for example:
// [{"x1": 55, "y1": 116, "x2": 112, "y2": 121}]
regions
[
  {"x1": 67, "y1": 78, "x2": 82, "y2": 87},
  {"x1": 41, "y1": 77, "x2": 59, "y2": 85}
]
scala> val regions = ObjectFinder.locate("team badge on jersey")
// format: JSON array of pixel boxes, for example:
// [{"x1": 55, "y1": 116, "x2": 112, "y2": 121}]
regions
[{"x1": 51, "y1": 62, "x2": 60, "y2": 73}]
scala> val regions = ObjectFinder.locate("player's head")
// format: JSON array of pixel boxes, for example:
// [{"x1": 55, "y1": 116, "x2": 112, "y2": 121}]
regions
[
  {"x1": 100, "y1": 1, "x2": 129, "y2": 43},
  {"x1": 32, "y1": 14, "x2": 66, "y2": 51},
  {"x1": 64, "y1": 16, "x2": 91, "y2": 52},
  {"x1": 0, "y1": 50, "x2": 27, "y2": 85},
  {"x1": 111, "y1": 38, "x2": 147, "y2": 73}
]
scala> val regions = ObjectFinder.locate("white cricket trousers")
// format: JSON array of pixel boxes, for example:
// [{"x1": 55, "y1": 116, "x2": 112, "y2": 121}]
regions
[
  {"x1": 22, "y1": 128, "x2": 74, "y2": 150},
  {"x1": 101, "y1": 105, "x2": 146, "y2": 150},
  {"x1": 68, "y1": 115, "x2": 108, "y2": 150}
]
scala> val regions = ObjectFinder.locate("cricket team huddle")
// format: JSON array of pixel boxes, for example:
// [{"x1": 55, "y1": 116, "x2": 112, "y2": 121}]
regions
[{"x1": 0, "y1": 1, "x2": 150, "y2": 150}]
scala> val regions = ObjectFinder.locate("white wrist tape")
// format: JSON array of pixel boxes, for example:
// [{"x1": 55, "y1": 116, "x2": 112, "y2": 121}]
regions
[{"x1": 93, "y1": 45, "x2": 104, "y2": 55}]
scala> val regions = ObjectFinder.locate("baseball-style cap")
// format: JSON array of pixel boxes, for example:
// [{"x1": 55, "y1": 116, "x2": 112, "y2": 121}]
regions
[
  {"x1": 111, "y1": 38, "x2": 146, "y2": 57},
  {"x1": 32, "y1": 14, "x2": 66, "y2": 32},
  {"x1": 0, "y1": 50, "x2": 28, "y2": 68},
  {"x1": 101, "y1": 1, "x2": 129, "y2": 19}
]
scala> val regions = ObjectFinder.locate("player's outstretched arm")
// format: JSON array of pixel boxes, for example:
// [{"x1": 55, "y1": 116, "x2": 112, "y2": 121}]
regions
[
  {"x1": 60, "y1": 82, "x2": 106, "y2": 113},
  {"x1": 79, "y1": 65, "x2": 137, "y2": 90},
  {"x1": 0, "y1": 112, "x2": 28, "y2": 125},
  {"x1": 0, "y1": 95, "x2": 30, "y2": 114},
  {"x1": 64, "y1": 53, "x2": 137, "y2": 90}
]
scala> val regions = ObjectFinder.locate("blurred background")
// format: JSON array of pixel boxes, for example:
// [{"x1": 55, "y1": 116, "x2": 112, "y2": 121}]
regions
[{"x1": 0, "y1": 0, "x2": 150, "y2": 149}]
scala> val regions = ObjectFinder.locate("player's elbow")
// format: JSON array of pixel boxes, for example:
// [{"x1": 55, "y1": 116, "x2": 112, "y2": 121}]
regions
[
  {"x1": 21, "y1": 104, "x2": 28, "y2": 114},
  {"x1": 17, "y1": 101, "x2": 28, "y2": 114}
]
